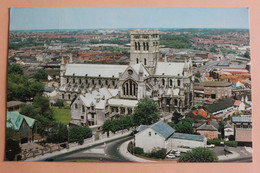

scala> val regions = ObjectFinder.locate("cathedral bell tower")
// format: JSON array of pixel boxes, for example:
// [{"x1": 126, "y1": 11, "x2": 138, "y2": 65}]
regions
[{"x1": 130, "y1": 30, "x2": 159, "y2": 74}]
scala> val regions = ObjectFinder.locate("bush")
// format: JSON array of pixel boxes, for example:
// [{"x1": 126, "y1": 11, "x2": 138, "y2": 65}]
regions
[
  {"x1": 207, "y1": 139, "x2": 222, "y2": 146},
  {"x1": 134, "y1": 147, "x2": 144, "y2": 155},
  {"x1": 178, "y1": 147, "x2": 218, "y2": 162},
  {"x1": 127, "y1": 141, "x2": 133, "y2": 154},
  {"x1": 224, "y1": 141, "x2": 238, "y2": 147},
  {"x1": 54, "y1": 100, "x2": 64, "y2": 108},
  {"x1": 69, "y1": 126, "x2": 92, "y2": 144},
  {"x1": 150, "y1": 147, "x2": 167, "y2": 159}
]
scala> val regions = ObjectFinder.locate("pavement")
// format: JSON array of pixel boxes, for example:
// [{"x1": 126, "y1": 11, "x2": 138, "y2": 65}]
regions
[
  {"x1": 118, "y1": 139, "x2": 156, "y2": 162},
  {"x1": 26, "y1": 131, "x2": 132, "y2": 161}
]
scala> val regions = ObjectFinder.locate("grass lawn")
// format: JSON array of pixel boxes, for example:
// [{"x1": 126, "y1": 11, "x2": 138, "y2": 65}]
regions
[{"x1": 52, "y1": 107, "x2": 71, "y2": 125}]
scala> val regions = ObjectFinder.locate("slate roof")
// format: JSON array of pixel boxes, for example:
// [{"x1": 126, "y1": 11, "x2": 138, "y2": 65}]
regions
[
  {"x1": 65, "y1": 64, "x2": 128, "y2": 78},
  {"x1": 196, "y1": 123, "x2": 218, "y2": 131},
  {"x1": 136, "y1": 125, "x2": 150, "y2": 132},
  {"x1": 150, "y1": 121, "x2": 175, "y2": 139},
  {"x1": 172, "y1": 133, "x2": 206, "y2": 142},
  {"x1": 7, "y1": 101, "x2": 24, "y2": 108},
  {"x1": 154, "y1": 62, "x2": 185, "y2": 76},
  {"x1": 205, "y1": 98, "x2": 234, "y2": 113},
  {"x1": 232, "y1": 117, "x2": 252, "y2": 123},
  {"x1": 204, "y1": 80, "x2": 231, "y2": 87},
  {"x1": 108, "y1": 99, "x2": 138, "y2": 107},
  {"x1": 6, "y1": 112, "x2": 35, "y2": 131}
]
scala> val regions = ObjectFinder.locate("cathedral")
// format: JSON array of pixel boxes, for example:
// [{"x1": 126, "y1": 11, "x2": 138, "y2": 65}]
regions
[{"x1": 59, "y1": 30, "x2": 194, "y2": 129}]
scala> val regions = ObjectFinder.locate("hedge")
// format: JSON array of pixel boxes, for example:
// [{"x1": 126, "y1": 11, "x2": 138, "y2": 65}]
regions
[{"x1": 207, "y1": 139, "x2": 237, "y2": 147}]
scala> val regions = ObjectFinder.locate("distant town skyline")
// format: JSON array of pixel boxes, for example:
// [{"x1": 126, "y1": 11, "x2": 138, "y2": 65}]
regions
[{"x1": 10, "y1": 7, "x2": 249, "y2": 31}]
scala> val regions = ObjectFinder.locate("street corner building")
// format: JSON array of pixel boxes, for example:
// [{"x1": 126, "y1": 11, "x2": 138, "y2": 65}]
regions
[{"x1": 59, "y1": 30, "x2": 195, "y2": 130}]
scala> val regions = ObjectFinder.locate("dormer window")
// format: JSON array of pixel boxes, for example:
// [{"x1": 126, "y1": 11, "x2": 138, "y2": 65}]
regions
[{"x1": 128, "y1": 69, "x2": 133, "y2": 75}]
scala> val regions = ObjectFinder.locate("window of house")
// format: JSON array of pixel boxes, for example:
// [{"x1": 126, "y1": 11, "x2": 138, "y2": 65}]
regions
[
  {"x1": 170, "y1": 79, "x2": 173, "y2": 86},
  {"x1": 68, "y1": 94, "x2": 71, "y2": 100},
  {"x1": 162, "y1": 79, "x2": 165, "y2": 86},
  {"x1": 149, "y1": 132, "x2": 151, "y2": 136},
  {"x1": 67, "y1": 78, "x2": 69, "y2": 83},
  {"x1": 92, "y1": 114, "x2": 94, "y2": 119},
  {"x1": 81, "y1": 116, "x2": 84, "y2": 119},
  {"x1": 75, "y1": 103, "x2": 78, "y2": 109},
  {"x1": 82, "y1": 105, "x2": 85, "y2": 113},
  {"x1": 177, "y1": 79, "x2": 181, "y2": 86}
]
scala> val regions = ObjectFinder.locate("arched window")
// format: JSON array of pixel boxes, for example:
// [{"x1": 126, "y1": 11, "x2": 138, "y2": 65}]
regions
[
  {"x1": 112, "y1": 80, "x2": 115, "y2": 86},
  {"x1": 143, "y1": 42, "x2": 146, "y2": 51},
  {"x1": 135, "y1": 42, "x2": 137, "y2": 50},
  {"x1": 162, "y1": 79, "x2": 165, "y2": 86},
  {"x1": 146, "y1": 42, "x2": 149, "y2": 50},
  {"x1": 79, "y1": 79, "x2": 82, "y2": 84},
  {"x1": 122, "y1": 80, "x2": 138, "y2": 97},
  {"x1": 68, "y1": 94, "x2": 71, "y2": 100},
  {"x1": 67, "y1": 78, "x2": 69, "y2": 83},
  {"x1": 86, "y1": 79, "x2": 88, "y2": 84},
  {"x1": 144, "y1": 58, "x2": 147, "y2": 65},
  {"x1": 75, "y1": 103, "x2": 78, "y2": 109},
  {"x1": 177, "y1": 79, "x2": 181, "y2": 86},
  {"x1": 82, "y1": 105, "x2": 85, "y2": 113},
  {"x1": 174, "y1": 99, "x2": 178, "y2": 106},
  {"x1": 99, "y1": 80, "x2": 101, "y2": 85},
  {"x1": 105, "y1": 80, "x2": 108, "y2": 85},
  {"x1": 92, "y1": 79, "x2": 95, "y2": 85},
  {"x1": 73, "y1": 79, "x2": 75, "y2": 83},
  {"x1": 170, "y1": 79, "x2": 173, "y2": 86},
  {"x1": 136, "y1": 58, "x2": 139, "y2": 64},
  {"x1": 138, "y1": 42, "x2": 140, "y2": 50}
]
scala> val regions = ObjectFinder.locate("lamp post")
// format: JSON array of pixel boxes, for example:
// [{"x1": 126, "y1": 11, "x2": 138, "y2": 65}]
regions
[{"x1": 66, "y1": 124, "x2": 69, "y2": 149}]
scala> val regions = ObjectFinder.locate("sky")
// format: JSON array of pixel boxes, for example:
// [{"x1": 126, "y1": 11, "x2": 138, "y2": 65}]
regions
[{"x1": 10, "y1": 7, "x2": 249, "y2": 31}]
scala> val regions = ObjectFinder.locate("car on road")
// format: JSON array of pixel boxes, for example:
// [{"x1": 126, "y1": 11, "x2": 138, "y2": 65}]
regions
[
  {"x1": 206, "y1": 144, "x2": 215, "y2": 148},
  {"x1": 166, "y1": 153, "x2": 175, "y2": 159},
  {"x1": 175, "y1": 151, "x2": 181, "y2": 157}
]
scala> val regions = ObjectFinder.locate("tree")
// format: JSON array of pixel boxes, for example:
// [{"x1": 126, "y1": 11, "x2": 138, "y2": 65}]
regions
[
  {"x1": 102, "y1": 120, "x2": 113, "y2": 137},
  {"x1": 195, "y1": 72, "x2": 201, "y2": 78},
  {"x1": 47, "y1": 123, "x2": 68, "y2": 143},
  {"x1": 133, "y1": 97, "x2": 160, "y2": 125},
  {"x1": 169, "y1": 118, "x2": 194, "y2": 134},
  {"x1": 244, "y1": 51, "x2": 250, "y2": 59},
  {"x1": 33, "y1": 69, "x2": 48, "y2": 81},
  {"x1": 218, "y1": 120, "x2": 225, "y2": 139},
  {"x1": 53, "y1": 100, "x2": 64, "y2": 108},
  {"x1": 172, "y1": 110, "x2": 183, "y2": 124},
  {"x1": 69, "y1": 126, "x2": 92, "y2": 144},
  {"x1": 33, "y1": 95, "x2": 53, "y2": 119},
  {"x1": 5, "y1": 128, "x2": 21, "y2": 161},
  {"x1": 178, "y1": 147, "x2": 218, "y2": 162},
  {"x1": 8, "y1": 64, "x2": 24, "y2": 75}
]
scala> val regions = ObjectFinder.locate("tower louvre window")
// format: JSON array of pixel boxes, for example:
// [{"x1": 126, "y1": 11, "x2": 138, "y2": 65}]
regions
[
  {"x1": 144, "y1": 58, "x2": 147, "y2": 65},
  {"x1": 136, "y1": 58, "x2": 139, "y2": 64},
  {"x1": 146, "y1": 42, "x2": 149, "y2": 50}
]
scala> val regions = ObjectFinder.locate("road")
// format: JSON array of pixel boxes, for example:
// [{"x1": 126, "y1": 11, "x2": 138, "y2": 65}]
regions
[{"x1": 49, "y1": 136, "x2": 133, "y2": 162}]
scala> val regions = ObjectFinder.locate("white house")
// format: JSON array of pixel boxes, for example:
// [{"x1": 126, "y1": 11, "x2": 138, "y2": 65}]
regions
[
  {"x1": 233, "y1": 100, "x2": 245, "y2": 111},
  {"x1": 135, "y1": 121, "x2": 206, "y2": 153}
]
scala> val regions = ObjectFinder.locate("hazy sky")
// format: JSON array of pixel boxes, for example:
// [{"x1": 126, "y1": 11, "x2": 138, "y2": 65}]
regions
[{"x1": 10, "y1": 7, "x2": 249, "y2": 30}]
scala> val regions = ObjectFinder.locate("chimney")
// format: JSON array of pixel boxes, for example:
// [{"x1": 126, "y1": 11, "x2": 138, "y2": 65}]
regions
[{"x1": 207, "y1": 119, "x2": 211, "y2": 125}]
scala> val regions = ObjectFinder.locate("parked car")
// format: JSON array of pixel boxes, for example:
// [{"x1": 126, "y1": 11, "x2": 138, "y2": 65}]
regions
[
  {"x1": 175, "y1": 151, "x2": 181, "y2": 157},
  {"x1": 166, "y1": 153, "x2": 175, "y2": 159},
  {"x1": 206, "y1": 144, "x2": 215, "y2": 148}
]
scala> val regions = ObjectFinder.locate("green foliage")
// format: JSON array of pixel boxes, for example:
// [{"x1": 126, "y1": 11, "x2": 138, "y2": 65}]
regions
[
  {"x1": 160, "y1": 35, "x2": 191, "y2": 49},
  {"x1": 170, "y1": 118, "x2": 194, "y2": 134},
  {"x1": 195, "y1": 72, "x2": 201, "y2": 78},
  {"x1": 5, "y1": 138, "x2": 21, "y2": 161},
  {"x1": 33, "y1": 94, "x2": 53, "y2": 119},
  {"x1": 7, "y1": 64, "x2": 44, "y2": 102},
  {"x1": 134, "y1": 147, "x2": 144, "y2": 155},
  {"x1": 210, "y1": 47, "x2": 218, "y2": 53},
  {"x1": 207, "y1": 139, "x2": 237, "y2": 147},
  {"x1": 172, "y1": 110, "x2": 183, "y2": 124},
  {"x1": 224, "y1": 141, "x2": 238, "y2": 147},
  {"x1": 133, "y1": 97, "x2": 159, "y2": 126},
  {"x1": 218, "y1": 120, "x2": 225, "y2": 139},
  {"x1": 244, "y1": 51, "x2": 250, "y2": 59},
  {"x1": 47, "y1": 123, "x2": 68, "y2": 143},
  {"x1": 8, "y1": 64, "x2": 24, "y2": 75},
  {"x1": 33, "y1": 69, "x2": 48, "y2": 81},
  {"x1": 53, "y1": 100, "x2": 64, "y2": 108},
  {"x1": 102, "y1": 115, "x2": 134, "y2": 135},
  {"x1": 150, "y1": 147, "x2": 167, "y2": 159},
  {"x1": 69, "y1": 126, "x2": 92, "y2": 144},
  {"x1": 178, "y1": 147, "x2": 218, "y2": 162}
]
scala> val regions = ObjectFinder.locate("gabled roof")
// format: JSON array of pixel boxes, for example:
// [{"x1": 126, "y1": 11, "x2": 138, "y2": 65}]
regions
[
  {"x1": 196, "y1": 123, "x2": 218, "y2": 131},
  {"x1": 192, "y1": 109, "x2": 209, "y2": 119},
  {"x1": 234, "y1": 100, "x2": 242, "y2": 106},
  {"x1": 154, "y1": 62, "x2": 185, "y2": 76},
  {"x1": 7, "y1": 101, "x2": 25, "y2": 108},
  {"x1": 150, "y1": 121, "x2": 175, "y2": 139},
  {"x1": 65, "y1": 64, "x2": 128, "y2": 78},
  {"x1": 6, "y1": 111, "x2": 36, "y2": 131},
  {"x1": 204, "y1": 80, "x2": 231, "y2": 87},
  {"x1": 205, "y1": 98, "x2": 234, "y2": 113},
  {"x1": 172, "y1": 133, "x2": 206, "y2": 142},
  {"x1": 136, "y1": 125, "x2": 150, "y2": 132},
  {"x1": 232, "y1": 116, "x2": 252, "y2": 123}
]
